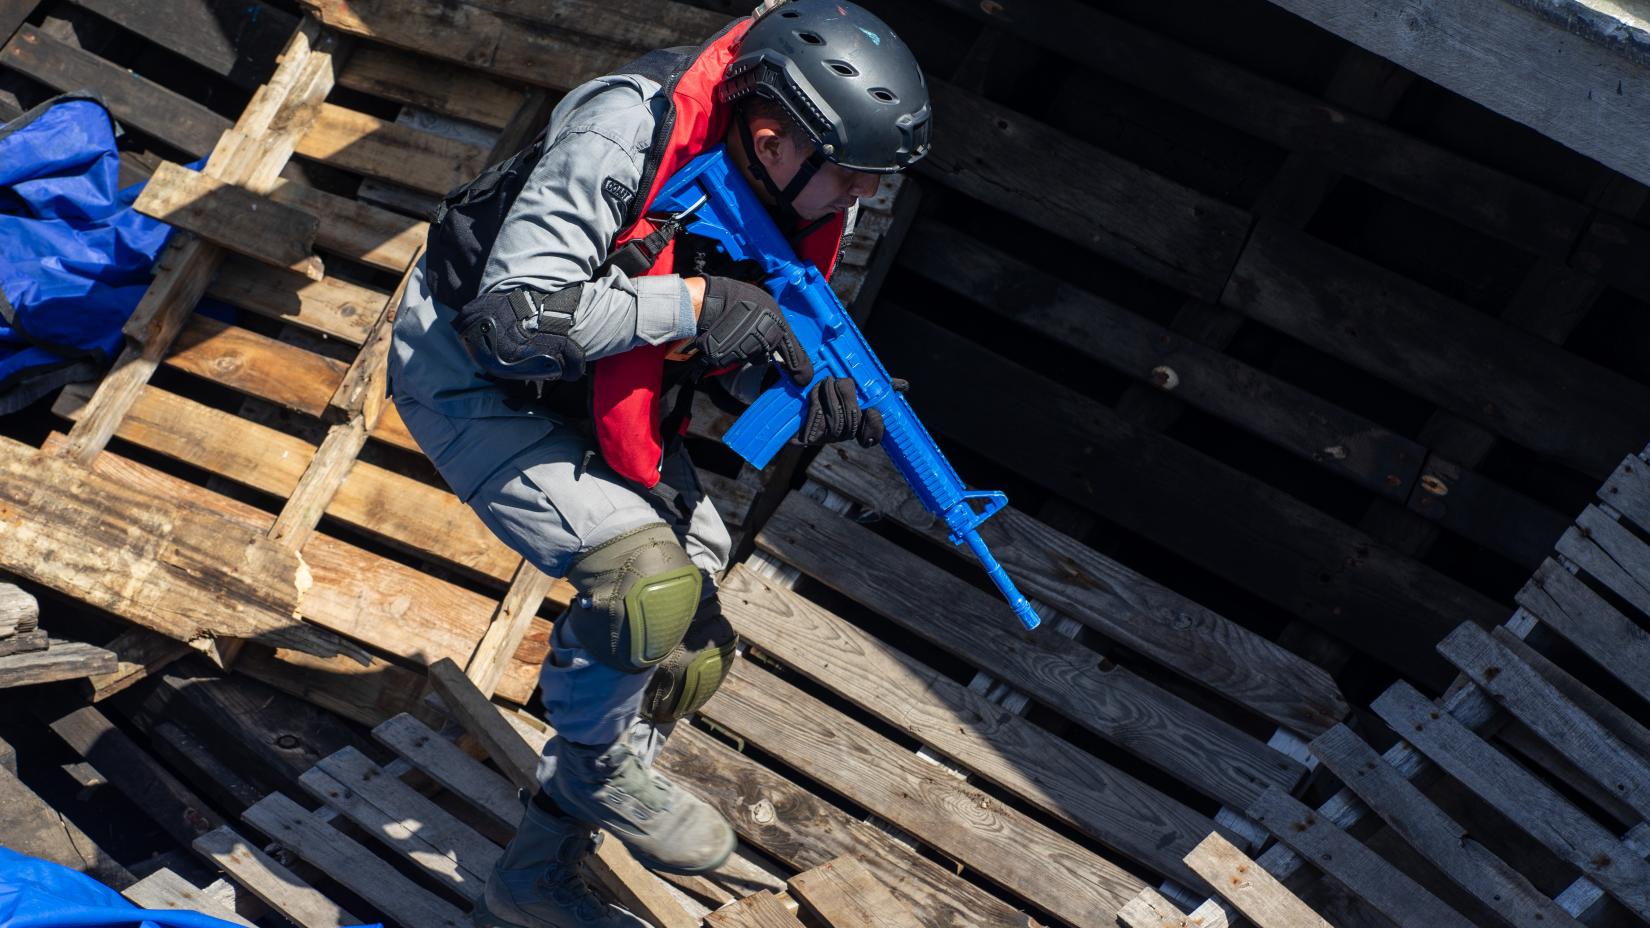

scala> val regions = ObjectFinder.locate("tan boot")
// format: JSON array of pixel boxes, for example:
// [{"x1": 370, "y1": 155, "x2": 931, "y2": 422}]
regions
[{"x1": 472, "y1": 799, "x2": 648, "y2": 928}]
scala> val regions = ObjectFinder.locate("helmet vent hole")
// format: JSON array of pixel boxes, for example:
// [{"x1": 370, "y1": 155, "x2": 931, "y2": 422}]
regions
[
  {"x1": 780, "y1": 9, "x2": 799, "y2": 16},
  {"x1": 796, "y1": 31, "x2": 825, "y2": 45},
  {"x1": 827, "y1": 60, "x2": 859, "y2": 77},
  {"x1": 870, "y1": 87, "x2": 899, "y2": 103}
]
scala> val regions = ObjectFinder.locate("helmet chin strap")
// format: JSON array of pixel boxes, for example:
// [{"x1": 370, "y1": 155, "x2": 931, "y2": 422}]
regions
[{"x1": 737, "y1": 112, "x2": 827, "y2": 234}]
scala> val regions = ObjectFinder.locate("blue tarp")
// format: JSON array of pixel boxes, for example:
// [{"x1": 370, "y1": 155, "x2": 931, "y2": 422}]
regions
[
  {"x1": 0, "y1": 847, "x2": 247, "y2": 928},
  {"x1": 0, "y1": 93, "x2": 181, "y2": 415}
]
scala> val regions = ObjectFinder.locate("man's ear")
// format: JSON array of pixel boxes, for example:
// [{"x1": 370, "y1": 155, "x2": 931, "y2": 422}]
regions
[{"x1": 751, "y1": 122, "x2": 793, "y2": 173}]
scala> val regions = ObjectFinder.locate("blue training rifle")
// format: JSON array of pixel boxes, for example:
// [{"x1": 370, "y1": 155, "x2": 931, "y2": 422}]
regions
[{"x1": 651, "y1": 146, "x2": 1042, "y2": 631}]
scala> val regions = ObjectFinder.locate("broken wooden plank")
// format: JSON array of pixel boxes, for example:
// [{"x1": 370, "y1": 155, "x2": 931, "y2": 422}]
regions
[
  {"x1": 702, "y1": 658, "x2": 1147, "y2": 925},
  {"x1": 1308, "y1": 723, "x2": 1583, "y2": 928},
  {"x1": 756, "y1": 492, "x2": 1306, "y2": 811},
  {"x1": 805, "y1": 440, "x2": 1346, "y2": 737},
  {"x1": 85, "y1": 627, "x2": 191, "y2": 701},
  {"x1": 134, "y1": 162, "x2": 322, "y2": 279},
  {"x1": 1248, "y1": 786, "x2": 1475, "y2": 928},
  {"x1": 786, "y1": 856, "x2": 918, "y2": 928},
  {"x1": 719, "y1": 565, "x2": 1220, "y2": 887},
  {"x1": 1182, "y1": 831, "x2": 1330, "y2": 928},
  {"x1": 1, "y1": 24, "x2": 230, "y2": 157},
  {"x1": 1372, "y1": 680, "x2": 1650, "y2": 920},
  {"x1": 243, "y1": 792, "x2": 469, "y2": 928},
  {"x1": 123, "y1": 869, "x2": 255, "y2": 926},
  {"x1": 193, "y1": 825, "x2": 362, "y2": 928},
  {"x1": 705, "y1": 892, "x2": 806, "y2": 928},
  {"x1": 295, "y1": 101, "x2": 488, "y2": 196}
]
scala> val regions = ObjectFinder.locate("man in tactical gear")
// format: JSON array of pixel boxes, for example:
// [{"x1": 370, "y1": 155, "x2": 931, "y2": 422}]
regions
[{"x1": 386, "y1": 2, "x2": 931, "y2": 925}]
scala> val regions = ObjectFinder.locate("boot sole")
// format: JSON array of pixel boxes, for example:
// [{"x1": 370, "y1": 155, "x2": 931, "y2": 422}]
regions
[{"x1": 623, "y1": 824, "x2": 737, "y2": 876}]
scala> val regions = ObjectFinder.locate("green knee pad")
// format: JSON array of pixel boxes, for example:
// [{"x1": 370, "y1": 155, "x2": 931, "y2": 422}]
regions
[
  {"x1": 565, "y1": 524, "x2": 701, "y2": 673},
  {"x1": 641, "y1": 600, "x2": 738, "y2": 723}
]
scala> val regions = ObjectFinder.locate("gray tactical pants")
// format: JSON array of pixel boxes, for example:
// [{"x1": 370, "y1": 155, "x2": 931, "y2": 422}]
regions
[{"x1": 396, "y1": 397, "x2": 732, "y2": 777}]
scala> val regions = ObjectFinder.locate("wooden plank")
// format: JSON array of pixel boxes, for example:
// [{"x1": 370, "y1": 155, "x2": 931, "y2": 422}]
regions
[
  {"x1": 868, "y1": 307, "x2": 1502, "y2": 686},
  {"x1": 901, "y1": 219, "x2": 1427, "y2": 502},
  {"x1": 329, "y1": 248, "x2": 418, "y2": 424},
  {"x1": 786, "y1": 856, "x2": 917, "y2": 928},
  {"x1": 1, "y1": 24, "x2": 230, "y2": 157},
  {"x1": 134, "y1": 162, "x2": 322, "y2": 278},
  {"x1": 169, "y1": 315, "x2": 348, "y2": 415},
  {"x1": 703, "y1": 658, "x2": 1146, "y2": 925},
  {"x1": 0, "y1": 582, "x2": 37, "y2": 633},
  {"x1": 425, "y1": 657, "x2": 540, "y2": 791},
  {"x1": 0, "y1": 629, "x2": 47, "y2": 656},
  {"x1": 295, "y1": 102, "x2": 488, "y2": 196},
  {"x1": 243, "y1": 792, "x2": 469, "y2": 928},
  {"x1": 1600, "y1": 452, "x2": 1650, "y2": 531},
  {"x1": 372, "y1": 712, "x2": 520, "y2": 830},
  {"x1": 1223, "y1": 219, "x2": 1650, "y2": 480},
  {"x1": 295, "y1": 0, "x2": 726, "y2": 92},
  {"x1": 1491, "y1": 626, "x2": 1650, "y2": 767},
  {"x1": 921, "y1": 81, "x2": 1250, "y2": 300},
  {"x1": 806, "y1": 443, "x2": 1346, "y2": 737},
  {"x1": 1371, "y1": 680, "x2": 1650, "y2": 919},
  {"x1": 651, "y1": 719, "x2": 1059, "y2": 928},
  {"x1": 1248, "y1": 786, "x2": 1476, "y2": 928},
  {"x1": 193, "y1": 825, "x2": 361, "y2": 928},
  {"x1": 336, "y1": 43, "x2": 523, "y2": 129},
  {"x1": 466, "y1": 559, "x2": 555, "y2": 698},
  {"x1": 0, "y1": 641, "x2": 116, "y2": 686},
  {"x1": 0, "y1": 762, "x2": 133, "y2": 888},
  {"x1": 207, "y1": 256, "x2": 382, "y2": 345},
  {"x1": 719, "y1": 566, "x2": 1222, "y2": 886},
  {"x1": 123, "y1": 869, "x2": 255, "y2": 926},
  {"x1": 1118, "y1": 887, "x2": 1233, "y2": 928},
  {"x1": 238, "y1": 646, "x2": 424, "y2": 729},
  {"x1": 1183, "y1": 831, "x2": 1330, "y2": 928},
  {"x1": 0, "y1": 0, "x2": 35, "y2": 47},
  {"x1": 265, "y1": 177, "x2": 425, "y2": 273},
  {"x1": 299, "y1": 747, "x2": 496, "y2": 899},
  {"x1": 758, "y1": 493, "x2": 1306, "y2": 810},
  {"x1": 1261, "y1": 0, "x2": 1650, "y2": 188},
  {"x1": 85, "y1": 626, "x2": 191, "y2": 701},
  {"x1": 48, "y1": 705, "x2": 226, "y2": 844},
  {"x1": 1558, "y1": 504, "x2": 1650, "y2": 617},
  {"x1": 1517, "y1": 558, "x2": 1650, "y2": 701},
  {"x1": 1439, "y1": 621, "x2": 1650, "y2": 822},
  {"x1": 66, "y1": 0, "x2": 296, "y2": 89},
  {"x1": 705, "y1": 893, "x2": 806, "y2": 928},
  {"x1": 1309, "y1": 723, "x2": 1583, "y2": 928},
  {"x1": 45, "y1": 434, "x2": 545, "y2": 703}
]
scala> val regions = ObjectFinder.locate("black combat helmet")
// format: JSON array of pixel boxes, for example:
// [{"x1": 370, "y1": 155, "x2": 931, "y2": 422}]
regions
[{"x1": 721, "y1": 0, "x2": 932, "y2": 173}]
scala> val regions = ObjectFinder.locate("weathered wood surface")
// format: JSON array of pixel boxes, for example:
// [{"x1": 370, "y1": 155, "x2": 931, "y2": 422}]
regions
[
  {"x1": 296, "y1": 0, "x2": 726, "y2": 92},
  {"x1": 870, "y1": 308, "x2": 1502, "y2": 685},
  {"x1": 1517, "y1": 557, "x2": 1650, "y2": 702},
  {"x1": 1309, "y1": 723, "x2": 1583, "y2": 928},
  {"x1": 1601, "y1": 452, "x2": 1650, "y2": 529},
  {"x1": 265, "y1": 177, "x2": 425, "y2": 273},
  {"x1": 703, "y1": 657, "x2": 1145, "y2": 925},
  {"x1": 238, "y1": 646, "x2": 423, "y2": 729},
  {"x1": 0, "y1": 641, "x2": 115, "y2": 686},
  {"x1": 466, "y1": 559, "x2": 555, "y2": 698},
  {"x1": 85, "y1": 627, "x2": 187, "y2": 701},
  {"x1": 123, "y1": 869, "x2": 254, "y2": 927},
  {"x1": 372, "y1": 713, "x2": 520, "y2": 829},
  {"x1": 65, "y1": 0, "x2": 296, "y2": 89},
  {"x1": 336, "y1": 42, "x2": 524, "y2": 129},
  {"x1": 208, "y1": 256, "x2": 383, "y2": 345},
  {"x1": 1260, "y1": 0, "x2": 1650, "y2": 188},
  {"x1": 299, "y1": 747, "x2": 495, "y2": 899},
  {"x1": 757, "y1": 492, "x2": 1302, "y2": 812},
  {"x1": 1372, "y1": 680, "x2": 1650, "y2": 920},
  {"x1": 0, "y1": 762, "x2": 133, "y2": 888},
  {"x1": 719, "y1": 566, "x2": 1221, "y2": 886},
  {"x1": 705, "y1": 893, "x2": 806, "y2": 928},
  {"x1": 1492, "y1": 626, "x2": 1650, "y2": 768},
  {"x1": 785, "y1": 856, "x2": 917, "y2": 928},
  {"x1": 1, "y1": 24, "x2": 230, "y2": 157},
  {"x1": 0, "y1": 582, "x2": 37, "y2": 634},
  {"x1": 1223, "y1": 220, "x2": 1650, "y2": 479},
  {"x1": 295, "y1": 102, "x2": 489, "y2": 196},
  {"x1": 193, "y1": 826, "x2": 361, "y2": 928},
  {"x1": 901, "y1": 219, "x2": 1428, "y2": 503},
  {"x1": 1182, "y1": 831, "x2": 1330, "y2": 928},
  {"x1": 1248, "y1": 786, "x2": 1475, "y2": 928},
  {"x1": 0, "y1": 436, "x2": 360, "y2": 657},
  {"x1": 1439, "y1": 621, "x2": 1650, "y2": 823},
  {"x1": 1557, "y1": 504, "x2": 1650, "y2": 617},
  {"x1": 0, "y1": 0, "x2": 34, "y2": 47},
  {"x1": 243, "y1": 792, "x2": 469, "y2": 928},
  {"x1": 0, "y1": 627, "x2": 46, "y2": 657},
  {"x1": 49, "y1": 705, "x2": 226, "y2": 844},
  {"x1": 134, "y1": 162, "x2": 322, "y2": 278},
  {"x1": 921, "y1": 81, "x2": 1250, "y2": 301}
]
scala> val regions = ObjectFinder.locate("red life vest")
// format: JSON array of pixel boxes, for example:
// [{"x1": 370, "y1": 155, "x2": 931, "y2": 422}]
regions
[{"x1": 594, "y1": 20, "x2": 846, "y2": 489}]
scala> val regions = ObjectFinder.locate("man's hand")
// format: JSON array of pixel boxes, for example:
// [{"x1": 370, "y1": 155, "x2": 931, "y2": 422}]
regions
[
  {"x1": 796, "y1": 376, "x2": 908, "y2": 447},
  {"x1": 690, "y1": 276, "x2": 813, "y2": 385}
]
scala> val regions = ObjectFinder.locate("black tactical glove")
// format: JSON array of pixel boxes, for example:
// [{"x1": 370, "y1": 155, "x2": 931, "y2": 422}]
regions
[
  {"x1": 693, "y1": 276, "x2": 813, "y2": 386},
  {"x1": 796, "y1": 376, "x2": 909, "y2": 447}
]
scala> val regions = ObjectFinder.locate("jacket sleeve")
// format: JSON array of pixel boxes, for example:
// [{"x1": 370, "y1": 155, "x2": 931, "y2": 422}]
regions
[{"x1": 478, "y1": 119, "x2": 697, "y2": 362}]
